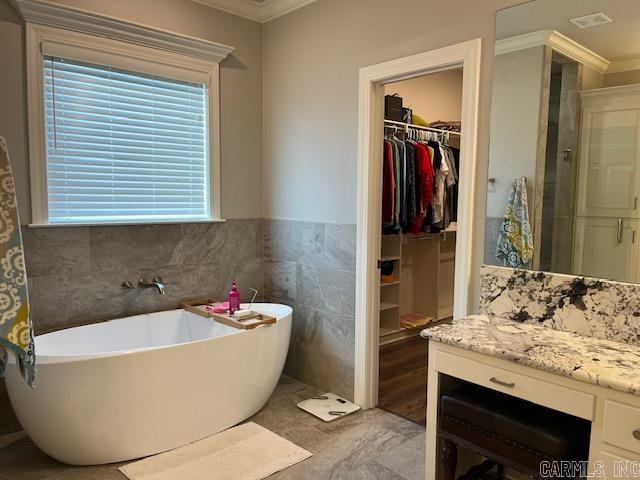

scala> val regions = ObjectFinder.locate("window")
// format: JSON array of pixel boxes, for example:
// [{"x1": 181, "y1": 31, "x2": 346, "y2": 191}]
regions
[
  {"x1": 22, "y1": 14, "x2": 233, "y2": 225},
  {"x1": 44, "y1": 57, "x2": 210, "y2": 224}
]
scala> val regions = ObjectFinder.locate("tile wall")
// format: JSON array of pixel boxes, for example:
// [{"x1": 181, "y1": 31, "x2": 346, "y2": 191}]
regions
[
  {"x1": 22, "y1": 219, "x2": 264, "y2": 333},
  {"x1": 263, "y1": 220, "x2": 357, "y2": 401}
]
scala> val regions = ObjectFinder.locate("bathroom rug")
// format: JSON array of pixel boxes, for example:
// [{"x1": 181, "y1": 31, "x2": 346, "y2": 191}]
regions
[{"x1": 118, "y1": 422, "x2": 311, "y2": 480}]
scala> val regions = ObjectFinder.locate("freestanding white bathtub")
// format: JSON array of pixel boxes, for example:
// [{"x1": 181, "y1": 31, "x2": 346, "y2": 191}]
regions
[{"x1": 5, "y1": 303, "x2": 292, "y2": 465}]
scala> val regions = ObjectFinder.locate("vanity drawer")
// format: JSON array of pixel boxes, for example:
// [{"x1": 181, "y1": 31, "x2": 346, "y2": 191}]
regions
[
  {"x1": 603, "y1": 400, "x2": 640, "y2": 455},
  {"x1": 434, "y1": 350, "x2": 595, "y2": 420}
]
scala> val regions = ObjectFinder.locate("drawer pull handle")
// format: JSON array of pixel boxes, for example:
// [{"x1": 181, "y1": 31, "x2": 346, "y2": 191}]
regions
[
  {"x1": 633, "y1": 429, "x2": 640, "y2": 441},
  {"x1": 490, "y1": 377, "x2": 515, "y2": 388}
]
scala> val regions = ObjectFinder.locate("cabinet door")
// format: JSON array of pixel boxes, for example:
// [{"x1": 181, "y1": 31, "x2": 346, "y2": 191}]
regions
[
  {"x1": 599, "y1": 451, "x2": 640, "y2": 479},
  {"x1": 573, "y1": 217, "x2": 639, "y2": 283},
  {"x1": 576, "y1": 108, "x2": 640, "y2": 218}
]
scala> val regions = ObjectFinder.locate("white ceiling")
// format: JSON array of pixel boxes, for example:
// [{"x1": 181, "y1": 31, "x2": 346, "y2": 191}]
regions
[
  {"x1": 191, "y1": 0, "x2": 319, "y2": 23},
  {"x1": 497, "y1": 0, "x2": 640, "y2": 63}
]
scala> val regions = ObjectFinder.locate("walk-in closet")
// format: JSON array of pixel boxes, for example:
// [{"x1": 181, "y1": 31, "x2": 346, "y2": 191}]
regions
[{"x1": 378, "y1": 69, "x2": 463, "y2": 424}]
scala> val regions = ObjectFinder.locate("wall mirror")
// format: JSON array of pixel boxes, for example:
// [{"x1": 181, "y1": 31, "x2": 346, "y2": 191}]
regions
[{"x1": 485, "y1": 0, "x2": 640, "y2": 284}]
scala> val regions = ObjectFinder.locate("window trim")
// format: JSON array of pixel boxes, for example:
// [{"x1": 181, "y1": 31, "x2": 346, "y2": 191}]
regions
[{"x1": 22, "y1": 7, "x2": 233, "y2": 226}]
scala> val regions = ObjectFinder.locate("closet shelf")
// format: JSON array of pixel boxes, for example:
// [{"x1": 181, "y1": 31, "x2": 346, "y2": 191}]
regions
[
  {"x1": 379, "y1": 326, "x2": 403, "y2": 338},
  {"x1": 380, "y1": 255, "x2": 401, "y2": 262},
  {"x1": 379, "y1": 302, "x2": 399, "y2": 311},
  {"x1": 384, "y1": 119, "x2": 462, "y2": 136},
  {"x1": 406, "y1": 230, "x2": 457, "y2": 241},
  {"x1": 380, "y1": 280, "x2": 400, "y2": 287}
]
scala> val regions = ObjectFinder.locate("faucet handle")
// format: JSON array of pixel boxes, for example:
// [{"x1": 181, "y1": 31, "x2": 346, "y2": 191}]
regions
[
  {"x1": 152, "y1": 276, "x2": 163, "y2": 283},
  {"x1": 122, "y1": 280, "x2": 136, "y2": 289}
]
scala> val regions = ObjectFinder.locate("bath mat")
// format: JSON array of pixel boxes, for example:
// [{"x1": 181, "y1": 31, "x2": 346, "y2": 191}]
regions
[
  {"x1": 297, "y1": 392, "x2": 360, "y2": 422},
  {"x1": 119, "y1": 422, "x2": 312, "y2": 480}
]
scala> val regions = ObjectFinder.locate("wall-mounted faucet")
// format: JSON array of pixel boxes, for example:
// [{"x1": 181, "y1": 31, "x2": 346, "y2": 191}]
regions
[
  {"x1": 138, "y1": 277, "x2": 167, "y2": 295},
  {"x1": 122, "y1": 277, "x2": 167, "y2": 295}
]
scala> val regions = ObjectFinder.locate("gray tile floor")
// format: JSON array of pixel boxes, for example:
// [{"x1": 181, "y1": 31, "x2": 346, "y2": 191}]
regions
[{"x1": 0, "y1": 375, "x2": 426, "y2": 480}]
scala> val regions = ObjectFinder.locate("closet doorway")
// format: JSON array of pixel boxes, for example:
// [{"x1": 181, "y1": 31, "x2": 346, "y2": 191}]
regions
[
  {"x1": 378, "y1": 71, "x2": 462, "y2": 423},
  {"x1": 354, "y1": 40, "x2": 482, "y2": 412}
]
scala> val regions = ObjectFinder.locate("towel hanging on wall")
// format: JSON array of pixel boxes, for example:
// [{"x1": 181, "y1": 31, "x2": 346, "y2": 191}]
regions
[
  {"x1": 496, "y1": 176, "x2": 533, "y2": 268},
  {"x1": 0, "y1": 137, "x2": 35, "y2": 386}
]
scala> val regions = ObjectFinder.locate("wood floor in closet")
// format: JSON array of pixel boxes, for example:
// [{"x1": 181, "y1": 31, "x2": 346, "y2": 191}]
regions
[{"x1": 378, "y1": 334, "x2": 428, "y2": 425}]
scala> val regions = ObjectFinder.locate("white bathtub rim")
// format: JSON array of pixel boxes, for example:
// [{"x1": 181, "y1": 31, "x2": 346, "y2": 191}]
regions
[{"x1": 9, "y1": 303, "x2": 292, "y2": 365}]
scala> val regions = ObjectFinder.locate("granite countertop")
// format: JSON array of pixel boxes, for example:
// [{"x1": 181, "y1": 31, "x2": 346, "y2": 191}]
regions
[{"x1": 421, "y1": 315, "x2": 640, "y2": 396}]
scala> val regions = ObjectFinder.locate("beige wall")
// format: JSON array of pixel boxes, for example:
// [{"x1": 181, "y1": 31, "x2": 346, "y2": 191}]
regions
[
  {"x1": 0, "y1": 1, "x2": 29, "y2": 222},
  {"x1": 0, "y1": 0, "x2": 263, "y2": 222},
  {"x1": 263, "y1": 0, "x2": 525, "y2": 224},
  {"x1": 582, "y1": 64, "x2": 604, "y2": 90},
  {"x1": 262, "y1": 0, "x2": 526, "y2": 311},
  {"x1": 486, "y1": 46, "x2": 545, "y2": 218},
  {"x1": 384, "y1": 70, "x2": 464, "y2": 123},
  {"x1": 604, "y1": 69, "x2": 640, "y2": 88}
]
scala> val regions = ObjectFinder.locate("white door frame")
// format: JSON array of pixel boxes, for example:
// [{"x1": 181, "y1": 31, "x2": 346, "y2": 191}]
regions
[{"x1": 354, "y1": 39, "x2": 482, "y2": 409}]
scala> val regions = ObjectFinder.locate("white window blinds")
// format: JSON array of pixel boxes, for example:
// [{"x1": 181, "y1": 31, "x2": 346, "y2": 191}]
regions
[{"x1": 44, "y1": 56, "x2": 210, "y2": 224}]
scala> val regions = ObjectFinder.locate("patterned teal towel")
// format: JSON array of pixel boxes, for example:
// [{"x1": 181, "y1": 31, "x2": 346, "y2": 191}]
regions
[
  {"x1": 0, "y1": 138, "x2": 35, "y2": 386},
  {"x1": 496, "y1": 176, "x2": 534, "y2": 268}
]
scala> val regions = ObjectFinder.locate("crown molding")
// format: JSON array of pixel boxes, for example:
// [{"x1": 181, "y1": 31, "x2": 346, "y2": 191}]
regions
[
  {"x1": 495, "y1": 30, "x2": 610, "y2": 74},
  {"x1": 191, "y1": 0, "x2": 319, "y2": 23},
  {"x1": 11, "y1": 0, "x2": 234, "y2": 63},
  {"x1": 190, "y1": 0, "x2": 262, "y2": 21}
]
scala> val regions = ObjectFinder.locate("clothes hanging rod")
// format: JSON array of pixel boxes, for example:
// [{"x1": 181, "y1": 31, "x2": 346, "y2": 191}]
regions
[{"x1": 384, "y1": 119, "x2": 462, "y2": 136}]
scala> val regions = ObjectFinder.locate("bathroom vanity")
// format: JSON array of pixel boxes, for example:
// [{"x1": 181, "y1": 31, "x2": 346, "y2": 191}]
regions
[
  {"x1": 465, "y1": 0, "x2": 640, "y2": 474},
  {"x1": 422, "y1": 315, "x2": 640, "y2": 479}
]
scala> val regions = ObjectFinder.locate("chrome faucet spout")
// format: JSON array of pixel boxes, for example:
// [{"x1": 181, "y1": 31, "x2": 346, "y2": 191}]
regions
[{"x1": 138, "y1": 277, "x2": 167, "y2": 295}]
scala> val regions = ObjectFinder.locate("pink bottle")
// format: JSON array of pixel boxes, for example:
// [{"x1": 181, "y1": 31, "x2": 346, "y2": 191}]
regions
[{"x1": 228, "y1": 282, "x2": 240, "y2": 314}]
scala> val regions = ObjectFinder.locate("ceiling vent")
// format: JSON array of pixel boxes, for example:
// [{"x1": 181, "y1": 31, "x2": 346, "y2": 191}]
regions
[{"x1": 569, "y1": 12, "x2": 613, "y2": 29}]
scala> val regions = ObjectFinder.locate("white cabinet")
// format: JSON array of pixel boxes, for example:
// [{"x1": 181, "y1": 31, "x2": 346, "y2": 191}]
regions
[
  {"x1": 577, "y1": 85, "x2": 640, "y2": 219},
  {"x1": 425, "y1": 343, "x2": 640, "y2": 480},
  {"x1": 574, "y1": 84, "x2": 640, "y2": 282},
  {"x1": 573, "y1": 217, "x2": 639, "y2": 283},
  {"x1": 600, "y1": 451, "x2": 636, "y2": 479},
  {"x1": 603, "y1": 400, "x2": 640, "y2": 455}
]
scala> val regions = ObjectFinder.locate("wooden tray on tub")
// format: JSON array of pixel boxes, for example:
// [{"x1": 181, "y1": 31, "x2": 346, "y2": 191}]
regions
[{"x1": 180, "y1": 298, "x2": 277, "y2": 330}]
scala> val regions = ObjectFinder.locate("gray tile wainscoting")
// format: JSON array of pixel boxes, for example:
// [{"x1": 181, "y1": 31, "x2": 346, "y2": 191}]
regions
[
  {"x1": 0, "y1": 219, "x2": 264, "y2": 435},
  {"x1": 264, "y1": 219, "x2": 357, "y2": 401},
  {"x1": 22, "y1": 219, "x2": 264, "y2": 332},
  {"x1": 483, "y1": 216, "x2": 503, "y2": 267}
]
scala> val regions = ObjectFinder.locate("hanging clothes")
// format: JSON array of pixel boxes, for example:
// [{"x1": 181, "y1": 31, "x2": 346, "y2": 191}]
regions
[
  {"x1": 431, "y1": 143, "x2": 449, "y2": 226},
  {"x1": 410, "y1": 142, "x2": 434, "y2": 234},
  {"x1": 404, "y1": 140, "x2": 417, "y2": 230},
  {"x1": 496, "y1": 176, "x2": 533, "y2": 267},
  {"x1": 389, "y1": 137, "x2": 407, "y2": 230},
  {"x1": 382, "y1": 123, "x2": 460, "y2": 235},
  {"x1": 436, "y1": 145, "x2": 458, "y2": 231},
  {"x1": 382, "y1": 139, "x2": 395, "y2": 226},
  {"x1": 449, "y1": 147, "x2": 460, "y2": 223}
]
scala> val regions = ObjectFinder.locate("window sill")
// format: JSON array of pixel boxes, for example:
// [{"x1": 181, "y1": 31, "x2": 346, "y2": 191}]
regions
[{"x1": 28, "y1": 219, "x2": 227, "y2": 228}]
